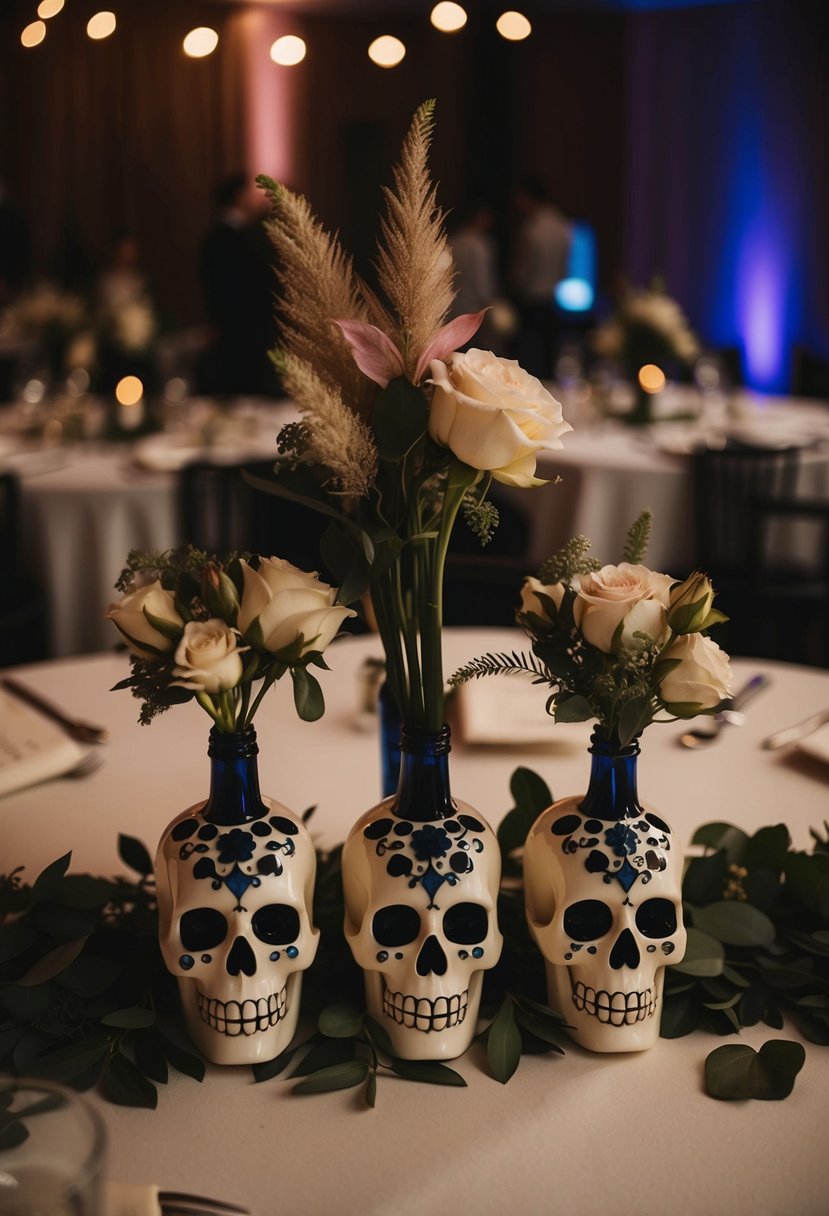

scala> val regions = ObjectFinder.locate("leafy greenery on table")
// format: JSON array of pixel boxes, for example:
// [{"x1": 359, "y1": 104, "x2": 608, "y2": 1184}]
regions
[{"x1": 1, "y1": 776, "x2": 826, "y2": 1108}]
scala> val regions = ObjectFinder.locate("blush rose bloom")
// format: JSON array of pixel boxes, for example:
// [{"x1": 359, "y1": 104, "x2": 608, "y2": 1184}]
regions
[
  {"x1": 520, "y1": 574, "x2": 581, "y2": 623},
  {"x1": 660, "y1": 632, "x2": 733, "y2": 709},
  {"x1": 427, "y1": 349, "x2": 572, "y2": 487},
  {"x1": 237, "y1": 557, "x2": 355, "y2": 658},
  {"x1": 105, "y1": 579, "x2": 183, "y2": 659},
  {"x1": 172, "y1": 620, "x2": 244, "y2": 693},
  {"x1": 574, "y1": 563, "x2": 674, "y2": 654}
]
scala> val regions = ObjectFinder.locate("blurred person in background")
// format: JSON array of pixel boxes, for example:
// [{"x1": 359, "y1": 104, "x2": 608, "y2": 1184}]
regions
[
  {"x1": 447, "y1": 200, "x2": 516, "y2": 356},
  {"x1": 509, "y1": 176, "x2": 572, "y2": 379},
  {"x1": 94, "y1": 229, "x2": 159, "y2": 394},
  {"x1": 198, "y1": 173, "x2": 278, "y2": 398}
]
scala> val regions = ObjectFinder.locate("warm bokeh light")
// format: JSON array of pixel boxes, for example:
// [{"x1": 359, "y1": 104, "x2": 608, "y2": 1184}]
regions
[
  {"x1": 183, "y1": 27, "x2": 219, "y2": 58},
  {"x1": 21, "y1": 20, "x2": 46, "y2": 47},
  {"x1": 431, "y1": 3, "x2": 467, "y2": 33},
  {"x1": 496, "y1": 11, "x2": 532, "y2": 41},
  {"x1": 37, "y1": 0, "x2": 65, "y2": 18},
  {"x1": 638, "y1": 364, "x2": 666, "y2": 394},
  {"x1": 87, "y1": 12, "x2": 116, "y2": 41},
  {"x1": 115, "y1": 376, "x2": 144, "y2": 406},
  {"x1": 270, "y1": 35, "x2": 306, "y2": 66},
  {"x1": 368, "y1": 35, "x2": 406, "y2": 68}
]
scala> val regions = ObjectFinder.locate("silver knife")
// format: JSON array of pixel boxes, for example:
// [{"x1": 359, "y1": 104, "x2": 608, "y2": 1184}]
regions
[
  {"x1": 679, "y1": 674, "x2": 770, "y2": 748},
  {"x1": 762, "y1": 708, "x2": 829, "y2": 750},
  {"x1": 1, "y1": 677, "x2": 110, "y2": 745}
]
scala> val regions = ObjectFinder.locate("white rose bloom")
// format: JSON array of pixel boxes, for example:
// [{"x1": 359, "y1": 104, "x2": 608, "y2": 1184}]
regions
[
  {"x1": 105, "y1": 579, "x2": 182, "y2": 658},
  {"x1": 428, "y1": 349, "x2": 572, "y2": 487},
  {"x1": 660, "y1": 632, "x2": 733, "y2": 709},
  {"x1": 172, "y1": 620, "x2": 244, "y2": 693},
  {"x1": 520, "y1": 574, "x2": 580, "y2": 623},
  {"x1": 574, "y1": 563, "x2": 674, "y2": 654},
  {"x1": 237, "y1": 557, "x2": 356, "y2": 658}
]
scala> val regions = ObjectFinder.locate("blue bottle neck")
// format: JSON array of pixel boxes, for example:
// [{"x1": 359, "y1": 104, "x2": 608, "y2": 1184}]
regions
[
  {"x1": 202, "y1": 726, "x2": 268, "y2": 825},
  {"x1": 393, "y1": 724, "x2": 454, "y2": 822},
  {"x1": 578, "y1": 728, "x2": 643, "y2": 821}
]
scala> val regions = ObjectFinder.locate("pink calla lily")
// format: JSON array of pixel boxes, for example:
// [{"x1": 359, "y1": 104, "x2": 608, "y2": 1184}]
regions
[
  {"x1": 414, "y1": 309, "x2": 488, "y2": 383},
  {"x1": 333, "y1": 320, "x2": 405, "y2": 389}
]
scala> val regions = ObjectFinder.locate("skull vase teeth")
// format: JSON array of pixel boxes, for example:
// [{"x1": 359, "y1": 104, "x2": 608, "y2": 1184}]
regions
[
  {"x1": 343, "y1": 725, "x2": 503, "y2": 1060},
  {"x1": 156, "y1": 728, "x2": 319, "y2": 1065},
  {"x1": 523, "y1": 732, "x2": 686, "y2": 1053}
]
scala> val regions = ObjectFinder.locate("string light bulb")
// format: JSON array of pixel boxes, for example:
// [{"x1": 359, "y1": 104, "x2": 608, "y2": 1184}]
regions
[
  {"x1": 21, "y1": 20, "x2": 46, "y2": 47},
  {"x1": 368, "y1": 35, "x2": 406, "y2": 68},
  {"x1": 270, "y1": 35, "x2": 306, "y2": 66},
  {"x1": 496, "y1": 11, "x2": 532, "y2": 41},
  {"x1": 37, "y1": 0, "x2": 65, "y2": 18},
  {"x1": 430, "y1": 3, "x2": 467, "y2": 33},
  {"x1": 183, "y1": 27, "x2": 219, "y2": 58},
  {"x1": 87, "y1": 12, "x2": 117, "y2": 41},
  {"x1": 638, "y1": 364, "x2": 666, "y2": 394}
]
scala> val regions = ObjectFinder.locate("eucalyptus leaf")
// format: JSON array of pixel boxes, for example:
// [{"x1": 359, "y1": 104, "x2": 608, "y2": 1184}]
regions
[
  {"x1": 101, "y1": 1007, "x2": 156, "y2": 1029},
  {"x1": 364, "y1": 1015, "x2": 394, "y2": 1057},
  {"x1": 659, "y1": 994, "x2": 698, "y2": 1038},
  {"x1": 0, "y1": 923, "x2": 37, "y2": 963},
  {"x1": 691, "y1": 823, "x2": 749, "y2": 863},
  {"x1": 498, "y1": 767, "x2": 553, "y2": 860},
  {"x1": 154, "y1": 1027, "x2": 206, "y2": 1082},
  {"x1": 390, "y1": 1059, "x2": 466, "y2": 1087},
  {"x1": 291, "y1": 1037, "x2": 355, "y2": 1077},
  {"x1": 554, "y1": 695, "x2": 594, "y2": 724},
  {"x1": 672, "y1": 927, "x2": 725, "y2": 977},
  {"x1": 365, "y1": 1069, "x2": 377, "y2": 1108},
  {"x1": 318, "y1": 1003, "x2": 364, "y2": 1039},
  {"x1": 252, "y1": 1046, "x2": 298, "y2": 1083},
  {"x1": 704, "y1": 1040, "x2": 805, "y2": 1101},
  {"x1": 133, "y1": 1031, "x2": 169, "y2": 1085},
  {"x1": 745, "y1": 824, "x2": 790, "y2": 872},
  {"x1": 1, "y1": 982, "x2": 57, "y2": 1021},
  {"x1": 30, "y1": 853, "x2": 71, "y2": 904},
  {"x1": 17, "y1": 936, "x2": 89, "y2": 987},
  {"x1": 692, "y1": 901, "x2": 776, "y2": 948},
  {"x1": 682, "y1": 851, "x2": 729, "y2": 906},
  {"x1": 291, "y1": 666, "x2": 325, "y2": 722},
  {"x1": 117, "y1": 834, "x2": 153, "y2": 876},
  {"x1": 103, "y1": 1052, "x2": 158, "y2": 1109},
  {"x1": 292, "y1": 1060, "x2": 368, "y2": 1095},
  {"x1": 487, "y1": 997, "x2": 522, "y2": 1084}
]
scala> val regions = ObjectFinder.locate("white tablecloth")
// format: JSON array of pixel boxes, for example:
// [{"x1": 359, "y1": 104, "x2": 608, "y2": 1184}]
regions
[{"x1": 3, "y1": 631, "x2": 828, "y2": 1216}]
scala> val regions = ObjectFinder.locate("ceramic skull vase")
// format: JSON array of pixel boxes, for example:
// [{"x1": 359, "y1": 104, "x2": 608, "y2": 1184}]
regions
[
  {"x1": 523, "y1": 797, "x2": 686, "y2": 1051},
  {"x1": 156, "y1": 799, "x2": 319, "y2": 1065},
  {"x1": 343, "y1": 803, "x2": 503, "y2": 1060}
]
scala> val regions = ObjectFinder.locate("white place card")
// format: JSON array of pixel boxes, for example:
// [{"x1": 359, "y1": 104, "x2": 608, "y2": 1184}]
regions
[
  {"x1": 454, "y1": 675, "x2": 594, "y2": 747},
  {"x1": 0, "y1": 685, "x2": 85, "y2": 798}
]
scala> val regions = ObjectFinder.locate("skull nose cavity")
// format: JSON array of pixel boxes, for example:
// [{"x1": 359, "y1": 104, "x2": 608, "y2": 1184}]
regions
[
  {"x1": 226, "y1": 935, "x2": 257, "y2": 977},
  {"x1": 609, "y1": 927, "x2": 640, "y2": 970},
  {"x1": 416, "y1": 934, "x2": 448, "y2": 977}
]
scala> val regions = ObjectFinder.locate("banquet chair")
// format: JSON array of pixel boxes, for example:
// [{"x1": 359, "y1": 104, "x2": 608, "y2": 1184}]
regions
[
  {"x1": 178, "y1": 460, "x2": 329, "y2": 569},
  {"x1": 692, "y1": 441, "x2": 825, "y2": 662},
  {"x1": 791, "y1": 345, "x2": 829, "y2": 400},
  {"x1": 0, "y1": 471, "x2": 50, "y2": 667}
]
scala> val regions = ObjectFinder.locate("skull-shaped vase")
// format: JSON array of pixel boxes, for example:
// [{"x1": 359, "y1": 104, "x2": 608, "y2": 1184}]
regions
[
  {"x1": 343, "y1": 725, "x2": 502, "y2": 1060},
  {"x1": 156, "y1": 727, "x2": 319, "y2": 1065},
  {"x1": 524, "y1": 730, "x2": 686, "y2": 1052}
]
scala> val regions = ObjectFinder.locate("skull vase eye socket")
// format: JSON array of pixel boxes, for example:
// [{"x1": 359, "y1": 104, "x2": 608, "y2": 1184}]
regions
[
  {"x1": 156, "y1": 799, "x2": 319, "y2": 1066},
  {"x1": 524, "y1": 793, "x2": 687, "y2": 1053}
]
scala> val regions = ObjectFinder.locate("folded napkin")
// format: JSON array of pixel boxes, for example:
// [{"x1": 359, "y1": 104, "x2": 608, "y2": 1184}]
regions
[
  {"x1": 0, "y1": 685, "x2": 85, "y2": 798},
  {"x1": 101, "y1": 1181, "x2": 161, "y2": 1216}
]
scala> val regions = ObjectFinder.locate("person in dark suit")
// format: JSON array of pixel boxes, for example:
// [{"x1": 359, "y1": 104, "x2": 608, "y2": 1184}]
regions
[{"x1": 198, "y1": 173, "x2": 279, "y2": 397}]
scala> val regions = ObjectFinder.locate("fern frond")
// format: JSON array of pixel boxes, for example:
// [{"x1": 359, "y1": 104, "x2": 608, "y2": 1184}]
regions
[
  {"x1": 622, "y1": 509, "x2": 652, "y2": 564},
  {"x1": 261, "y1": 181, "x2": 372, "y2": 415},
  {"x1": 537, "y1": 536, "x2": 602, "y2": 584},
  {"x1": 376, "y1": 100, "x2": 454, "y2": 378},
  {"x1": 449, "y1": 650, "x2": 552, "y2": 688}
]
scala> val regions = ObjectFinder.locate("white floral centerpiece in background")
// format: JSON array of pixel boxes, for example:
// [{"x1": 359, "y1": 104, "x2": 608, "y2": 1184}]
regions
[{"x1": 592, "y1": 279, "x2": 700, "y2": 425}]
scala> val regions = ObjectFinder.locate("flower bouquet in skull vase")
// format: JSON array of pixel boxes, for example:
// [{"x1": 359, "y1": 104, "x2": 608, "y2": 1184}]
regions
[
  {"x1": 250, "y1": 101, "x2": 572, "y2": 1059},
  {"x1": 106, "y1": 547, "x2": 354, "y2": 1064},
  {"x1": 452, "y1": 511, "x2": 733, "y2": 1051}
]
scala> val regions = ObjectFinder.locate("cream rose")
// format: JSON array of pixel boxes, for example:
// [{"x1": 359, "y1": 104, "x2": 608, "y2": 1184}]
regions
[
  {"x1": 660, "y1": 632, "x2": 733, "y2": 709},
  {"x1": 172, "y1": 620, "x2": 244, "y2": 693},
  {"x1": 427, "y1": 349, "x2": 572, "y2": 487},
  {"x1": 574, "y1": 563, "x2": 674, "y2": 653},
  {"x1": 237, "y1": 557, "x2": 356, "y2": 658},
  {"x1": 520, "y1": 574, "x2": 580, "y2": 623},
  {"x1": 105, "y1": 579, "x2": 183, "y2": 658}
]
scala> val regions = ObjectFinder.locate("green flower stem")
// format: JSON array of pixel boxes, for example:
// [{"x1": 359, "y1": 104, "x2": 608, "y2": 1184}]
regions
[
  {"x1": 421, "y1": 467, "x2": 477, "y2": 732},
  {"x1": 370, "y1": 570, "x2": 409, "y2": 722},
  {"x1": 396, "y1": 548, "x2": 424, "y2": 726},
  {"x1": 242, "y1": 668, "x2": 279, "y2": 730},
  {"x1": 196, "y1": 690, "x2": 223, "y2": 728}
]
